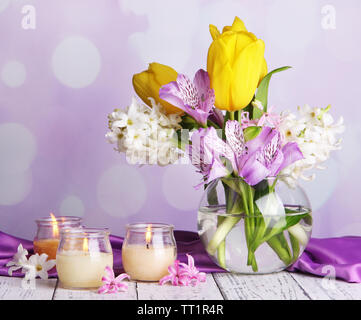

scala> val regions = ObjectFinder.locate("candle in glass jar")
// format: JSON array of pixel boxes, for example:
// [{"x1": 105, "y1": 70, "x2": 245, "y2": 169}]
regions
[
  {"x1": 122, "y1": 244, "x2": 175, "y2": 281},
  {"x1": 34, "y1": 214, "x2": 82, "y2": 260},
  {"x1": 33, "y1": 239, "x2": 59, "y2": 260},
  {"x1": 56, "y1": 251, "x2": 113, "y2": 288},
  {"x1": 122, "y1": 223, "x2": 177, "y2": 281},
  {"x1": 56, "y1": 228, "x2": 113, "y2": 289}
]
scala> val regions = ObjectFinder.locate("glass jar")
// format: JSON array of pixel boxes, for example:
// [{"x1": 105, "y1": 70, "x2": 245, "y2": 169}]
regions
[
  {"x1": 33, "y1": 216, "x2": 82, "y2": 260},
  {"x1": 198, "y1": 176, "x2": 312, "y2": 274},
  {"x1": 56, "y1": 228, "x2": 113, "y2": 289},
  {"x1": 122, "y1": 223, "x2": 177, "y2": 282}
]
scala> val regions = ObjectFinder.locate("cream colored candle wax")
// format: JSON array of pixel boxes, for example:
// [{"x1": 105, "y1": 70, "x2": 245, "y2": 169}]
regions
[
  {"x1": 122, "y1": 244, "x2": 176, "y2": 281},
  {"x1": 56, "y1": 251, "x2": 113, "y2": 288}
]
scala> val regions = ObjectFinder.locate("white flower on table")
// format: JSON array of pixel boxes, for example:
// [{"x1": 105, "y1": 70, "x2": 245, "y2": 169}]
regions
[
  {"x1": 6, "y1": 244, "x2": 28, "y2": 276},
  {"x1": 6, "y1": 244, "x2": 56, "y2": 281},
  {"x1": 23, "y1": 253, "x2": 56, "y2": 280}
]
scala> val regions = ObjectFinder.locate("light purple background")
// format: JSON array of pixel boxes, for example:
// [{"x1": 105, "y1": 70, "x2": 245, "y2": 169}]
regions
[{"x1": 0, "y1": 0, "x2": 359, "y2": 240}]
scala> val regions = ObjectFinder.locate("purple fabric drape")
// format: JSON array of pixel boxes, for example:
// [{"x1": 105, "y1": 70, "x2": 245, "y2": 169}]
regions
[{"x1": 1, "y1": 230, "x2": 361, "y2": 283}]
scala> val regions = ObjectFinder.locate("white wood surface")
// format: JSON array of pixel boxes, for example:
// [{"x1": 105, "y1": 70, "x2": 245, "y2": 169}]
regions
[
  {"x1": 213, "y1": 272, "x2": 309, "y2": 300},
  {"x1": 290, "y1": 272, "x2": 361, "y2": 300},
  {"x1": 0, "y1": 276, "x2": 57, "y2": 300},
  {"x1": 1, "y1": 272, "x2": 361, "y2": 300},
  {"x1": 137, "y1": 274, "x2": 223, "y2": 300},
  {"x1": 53, "y1": 281, "x2": 137, "y2": 300}
]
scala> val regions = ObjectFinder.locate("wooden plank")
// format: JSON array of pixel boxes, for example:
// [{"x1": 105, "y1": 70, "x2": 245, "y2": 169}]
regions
[
  {"x1": 290, "y1": 272, "x2": 361, "y2": 300},
  {"x1": 53, "y1": 280, "x2": 137, "y2": 300},
  {"x1": 213, "y1": 271, "x2": 310, "y2": 300},
  {"x1": 137, "y1": 274, "x2": 223, "y2": 300},
  {"x1": 0, "y1": 276, "x2": 56, "y2": 300}
]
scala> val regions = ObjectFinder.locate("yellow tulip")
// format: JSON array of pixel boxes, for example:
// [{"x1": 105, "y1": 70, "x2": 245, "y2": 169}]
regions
[
  {"x1": 207, "y1": 17, "x2": 268, "y2": 111},
  {"x1": 132, "y1": 62, "x2": 182, "y2": 114}
]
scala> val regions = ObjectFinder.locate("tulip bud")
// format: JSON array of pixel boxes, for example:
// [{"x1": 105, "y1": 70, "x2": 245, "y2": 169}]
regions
[
  {"x1": 132, "y1": 62, "x2": 182, "y2": 114},
  {"x1": 207, "y1": 17, "x2": 267, "y2": 112}
]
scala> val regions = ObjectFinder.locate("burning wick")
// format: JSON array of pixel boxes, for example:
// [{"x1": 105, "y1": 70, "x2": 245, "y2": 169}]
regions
[
  {"x1": 50, "y1": 213, "x2": 59, "y2": 238},
  {"x1": 145, "y1": 224, "x2": 152, "y2": 250}
]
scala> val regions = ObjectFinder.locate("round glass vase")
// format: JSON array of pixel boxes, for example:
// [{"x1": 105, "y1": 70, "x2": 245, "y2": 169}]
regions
[
  {"x1": 56, "y1": 228, "x2": 113, "y2": 289},
  {"x1": 122, "y1": 223, "x2": 177, "y2": 282},
  {"x1": 197, "y1": 176, "x2": 312, "y2": 274}
]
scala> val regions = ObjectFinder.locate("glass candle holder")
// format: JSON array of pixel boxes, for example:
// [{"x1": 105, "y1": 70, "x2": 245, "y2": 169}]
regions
[
  {"x1": 56, "y1": 228, "x2": 113, "y2": 289},
  {"x1": 122, "y1": 223, "x2": 177, "y2": 282},
  {"x1": 33, "y1": 216, "x2": 82, "y2": 260}
]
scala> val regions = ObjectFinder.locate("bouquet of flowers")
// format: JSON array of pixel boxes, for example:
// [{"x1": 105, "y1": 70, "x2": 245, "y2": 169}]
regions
[{"x1": 106, "y1": 17, "x2": 344, "y2": 273}]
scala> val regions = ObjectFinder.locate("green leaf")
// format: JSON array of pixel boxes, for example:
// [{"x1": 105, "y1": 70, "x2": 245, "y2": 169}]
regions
[
  {"x1": 252, "y1": 106, "x2": 263, "y2": 120},
  {"x1": 256, "y1": 66, "x2": 292, "y2": 112},
  {"x1": 244, "y1": 126, "x2": 262, "y2": 142}
]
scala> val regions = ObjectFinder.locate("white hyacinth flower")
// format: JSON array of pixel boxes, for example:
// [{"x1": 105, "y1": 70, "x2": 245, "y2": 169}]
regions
[
  {"x1": 279, "y1": 104, "x2": 344, "y2": 186},
  {"x1": 106, "y1": 97, "x2": 182, "y2": 166}
]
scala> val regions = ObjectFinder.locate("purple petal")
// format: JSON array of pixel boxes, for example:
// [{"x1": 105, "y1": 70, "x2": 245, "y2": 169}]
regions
[
  {"x1": 159, "y1": 81, "x2": 186, "y2": 110},
  {"x1": 104, "y1": 266, "x2": 115, "y2": 279},
  {"x1": 159, "y1": 275, "x2": 173, "y2": 286},
  {"x1": 193, "y1": 69, "x2": 210, "y2": 92},
  {"x1": 276, "y1": 142, "x2": 304, "y2": 174},
  {"x1": 193, "y1": 69, "x2": 215, "y2": 112},
  {"x1": 225, "y1": 120, "x2": 245, "y2": 157},
  {"x1": 208, "y1": 108, "x2": 224, "y2": 128},
  {"x1": 241, "y1": 153, "x2": 270, "y2": 186},
  {"x1": 186, "y1": 254, "x2": 195, "y2": 269},
  {"x1": 98, "y1": 284, "x2": 109, "y2": 294},
  {"x1": 246, "y1": 126, "x2": 273, "y2": 154},
  {"x1": 115, "y1": 273, "x2": 130, "y2": 283},
  {"x1": 206, "y1": 157, "x2": 229, "y2": 184}
]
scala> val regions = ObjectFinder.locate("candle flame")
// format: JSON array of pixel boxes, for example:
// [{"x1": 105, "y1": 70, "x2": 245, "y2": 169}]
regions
[
  {"x1": 83, "y1": 237, "x2": 88, "y2": 252},
  {"x1": 50, "y1": 213, "x2": 59, "y2": 238},
  {"x1": 145, "y1": 224, "x2": 152, "y2": 244}
]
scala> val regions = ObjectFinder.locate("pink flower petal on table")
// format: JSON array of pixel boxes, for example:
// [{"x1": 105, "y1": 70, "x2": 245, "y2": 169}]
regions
[
  {"x1": 98, "y1": 267, "x2": 130, "y2": 294},
  {"x1": 115, "y1": 273, "x2": 130, "y2": 283},
  {"x1": 98, "y1": 284, "x2": 109, "y2": 294}
]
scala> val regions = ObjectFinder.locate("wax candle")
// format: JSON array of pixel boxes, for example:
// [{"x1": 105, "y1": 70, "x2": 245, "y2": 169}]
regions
[
  {"x1": 34, "y1": 214, "x2": 82, "y2": 260},
  {"x1": 122, "y1": 223, "x2": 177, "y2": 281},
  {"x1": 33, "y1": 239, "x2": 59, "y2": 260},
  {"x1": 122, "y1": 244, "x2": 175, "y2": 281},
  {"x1": 56, "y1": 228, "x2": 113, "y2": 289},
  {"x1": 56, "y1": 251, "x2": 113, "y2": 288}
]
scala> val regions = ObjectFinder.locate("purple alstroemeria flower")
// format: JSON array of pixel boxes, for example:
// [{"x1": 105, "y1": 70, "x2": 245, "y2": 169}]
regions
[
  {"x1": 190, "y1": 121, "x2": 304, "y2": 187},
  {"x1": 159, "y1": 69, "x2": 215, "y2": 126},
  {"x1": 208, "y1": 108, "x2": 224, "y2": 128},
  {"x1": 228, "y1": 122, "x2": 304, "y2": 185},
  {"x1": 189, "y1": 127, "x2": 229, "y2": 188}
]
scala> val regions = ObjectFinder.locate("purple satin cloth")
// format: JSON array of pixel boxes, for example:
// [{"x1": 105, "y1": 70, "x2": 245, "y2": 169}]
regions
[{"x1": 1, "y1": 230, "x2": 361, "y2": 283}]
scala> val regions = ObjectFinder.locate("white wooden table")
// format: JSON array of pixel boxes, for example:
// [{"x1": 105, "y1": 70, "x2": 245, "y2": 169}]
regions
[{"x1": 1, "y1": 272, "x2": 360, "y2": 300}]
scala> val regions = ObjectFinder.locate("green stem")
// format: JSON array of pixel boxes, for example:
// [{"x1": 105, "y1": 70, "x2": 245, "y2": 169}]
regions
[
  {"x1": 206, "y1": 216, "x2": 241, "y2": 256},
  {"x1": 289, "y1": 232, "x2": 300, "y2": 262},
  {"x1": 238, "y1": 180, "x2": 258, "y2": 271},
  {"x1": 267, "y1": 235, "x2": 292, "y2": 266},
  {"x1": 216, "y1": 216, "x2": 226, "y2": 268}
]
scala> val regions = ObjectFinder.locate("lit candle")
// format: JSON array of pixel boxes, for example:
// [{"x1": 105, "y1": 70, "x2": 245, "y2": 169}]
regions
[
  {"x1": 33, "y1": 214, "x2": 82, "y2": 260},
  {"x1": 56, "y1": 228, "x2": 113, "y2": 289},
  {"x1": 122, "y1": 223, "x2": 176, "y2": 281}
]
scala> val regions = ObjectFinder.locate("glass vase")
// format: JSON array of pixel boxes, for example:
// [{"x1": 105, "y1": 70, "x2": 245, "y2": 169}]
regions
[{"x1": 197, "y1": 176, "x2": 312, "y2": 274}]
